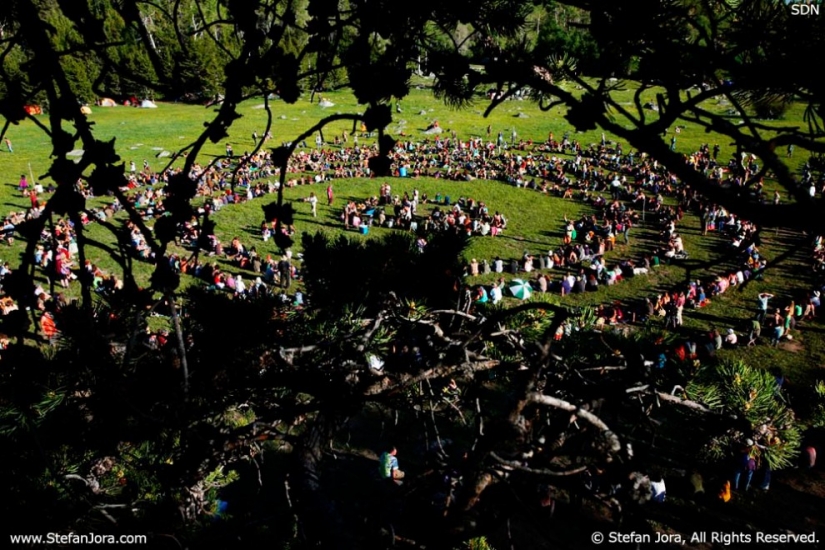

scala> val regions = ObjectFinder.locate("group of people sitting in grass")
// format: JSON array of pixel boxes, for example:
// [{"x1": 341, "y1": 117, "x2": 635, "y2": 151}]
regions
[
  {"x1": 97, "y1": 120, "x2": 751, "y2": 214},
  {"x1": 454, "y1": 134, "x2": 816, "y2": 348},
  {"x1": 339, "y1": 186, "x2": 510, "y2": 239},
  {"x1": 812, "y1": 233, "x2": 825, "y2": 274},
  {"x1": 0, "y1": 126, "x2": 819, "y2": 346},
  {"x1": 167, "y1": 235, "x2": 304, "y2": 303}
]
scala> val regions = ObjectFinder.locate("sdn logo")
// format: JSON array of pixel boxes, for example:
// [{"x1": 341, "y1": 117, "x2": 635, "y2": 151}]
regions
[{"x1": 786, "y1": 0, "x2": 821, "y2": 16}]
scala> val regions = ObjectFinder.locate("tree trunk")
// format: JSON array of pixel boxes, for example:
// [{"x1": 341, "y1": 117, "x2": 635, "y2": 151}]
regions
[{"x1": 292, "y1": 413, "x2": 357, "y2": 549}]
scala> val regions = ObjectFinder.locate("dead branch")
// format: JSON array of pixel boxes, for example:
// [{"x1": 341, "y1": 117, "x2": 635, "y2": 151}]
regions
[
  {"x1": 490, "y1": 452, "x2": 588, "y2": 477},
  {"x1": 362, "y1": 359, "x2": 500, "y2": 396},
  {"x1": 528, "y1": 392, "x2": 621, "y2": 453},
  {"x1": 655, "y1": 391, "x2": 717, "y2": 414}
]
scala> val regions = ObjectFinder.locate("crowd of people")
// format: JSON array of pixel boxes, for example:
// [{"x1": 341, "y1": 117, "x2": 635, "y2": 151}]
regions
[
  {"x1": 339, "y1": 184, "x2": 509, "y2": 242},
  {"x1": 1, "y1": 116, "x2": 823, "y2": 531},
  {"x1": 0, "y1": 126, "x2": 821, "y2": 355}
]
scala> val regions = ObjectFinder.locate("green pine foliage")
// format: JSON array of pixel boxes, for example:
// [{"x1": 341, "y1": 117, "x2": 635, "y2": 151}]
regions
[
  {"x1": 811, "y1": 381, "x2": 825, "y2": 429},
  {"x1": 687, "y1": 360, "x2": 801, "y2": 470}
]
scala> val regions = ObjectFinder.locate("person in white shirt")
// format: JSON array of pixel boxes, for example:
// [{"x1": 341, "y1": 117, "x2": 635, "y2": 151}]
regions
[
  {"x1": 493, "y1": 257, "x2": 504, "y2": 273},
  {"x1": 490, "y1": 283, "x2": 503, "y2": 304},
  {"x1": 308, "y1": 192, "x2": 318, "y2": 217},
  {"x1": 650, "y1": 476, "x2": 666, "y2": 503}
]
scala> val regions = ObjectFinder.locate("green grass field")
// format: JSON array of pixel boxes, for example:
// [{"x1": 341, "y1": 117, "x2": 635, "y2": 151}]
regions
[{"x1": 1, "y1": 82, "x2": 823, "y2": 382}]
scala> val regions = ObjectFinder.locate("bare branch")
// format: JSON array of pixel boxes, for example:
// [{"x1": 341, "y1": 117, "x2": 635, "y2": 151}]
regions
[
  {"x1": 490, "y1": 452, "x2": 588, "y2": 477},
  {"x1": 528, "y1": 392, "x2": 621, "y2": 453}
]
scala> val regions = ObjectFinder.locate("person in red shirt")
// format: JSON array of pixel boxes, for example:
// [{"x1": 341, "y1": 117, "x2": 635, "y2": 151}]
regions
[{"x1": 41, "y1": 311, "x2": 58, "y2": 341}]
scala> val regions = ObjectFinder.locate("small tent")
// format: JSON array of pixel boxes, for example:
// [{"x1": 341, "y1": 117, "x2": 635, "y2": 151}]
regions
[
  {"x1": 80, "y1": 105, "x2": 92, "y2": 115},
  {"x1": 99, "y1": 98, "x2": 116, "y2": 107},
  {"x1": 140, "y1": 99, "x2": 158, "y2": 109}
]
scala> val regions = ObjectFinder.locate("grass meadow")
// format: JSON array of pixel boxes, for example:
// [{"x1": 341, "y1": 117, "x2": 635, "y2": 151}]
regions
[{"x1": 0, "y1": 80, "x2": 823, "y2": 382}]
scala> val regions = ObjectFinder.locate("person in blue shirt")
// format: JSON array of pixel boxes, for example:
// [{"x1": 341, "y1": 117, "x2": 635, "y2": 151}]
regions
[
  {"x1": 757, "y1": 292, "x2": 773, "y2": 324},
  {"x1": 379, "y1": 446, "x2": 404, "y2": 482}
]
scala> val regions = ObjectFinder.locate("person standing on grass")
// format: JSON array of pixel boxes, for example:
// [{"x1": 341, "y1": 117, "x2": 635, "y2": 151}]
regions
[
  {"x1": 326, "y1": 183, "x2": 334, "y2": 206},
  {"x1": 277, "y1": 256, "x2": 291, "y2": 289},
  {"x1": 4, "y1": 138, "x2": 12, "y2": 153},
  {"x1": 308, "y1": 192, "x2": 318, "y2": 218},
  {"x1": 757, "y1": 292, "x2": 773, "y2": 324}
]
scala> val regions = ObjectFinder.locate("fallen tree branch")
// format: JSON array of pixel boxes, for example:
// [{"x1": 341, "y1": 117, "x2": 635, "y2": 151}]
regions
[
  {"x1": 64, "y1": 474, "x2": 89, "y2": 486},
  {"x1": 490, "y1": 452, "x2": 588, "y2": 477},
  {"x1": 578, "y1": 366, "x2": 627, "y2": 373},
  {"x1": 362, "y1": 359, "x2": 500, "y2": 396},
  {"x1": 655, "y1": 391, "x2": 717, "y2": 414},
  {"x1": 528, "y1": 393, "x2": 621, "y2": 453}
]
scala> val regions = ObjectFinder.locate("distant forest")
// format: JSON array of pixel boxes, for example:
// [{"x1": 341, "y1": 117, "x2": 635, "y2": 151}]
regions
[{"x1": 0, "y1": 0, "x2": 602, "y2": 104}]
